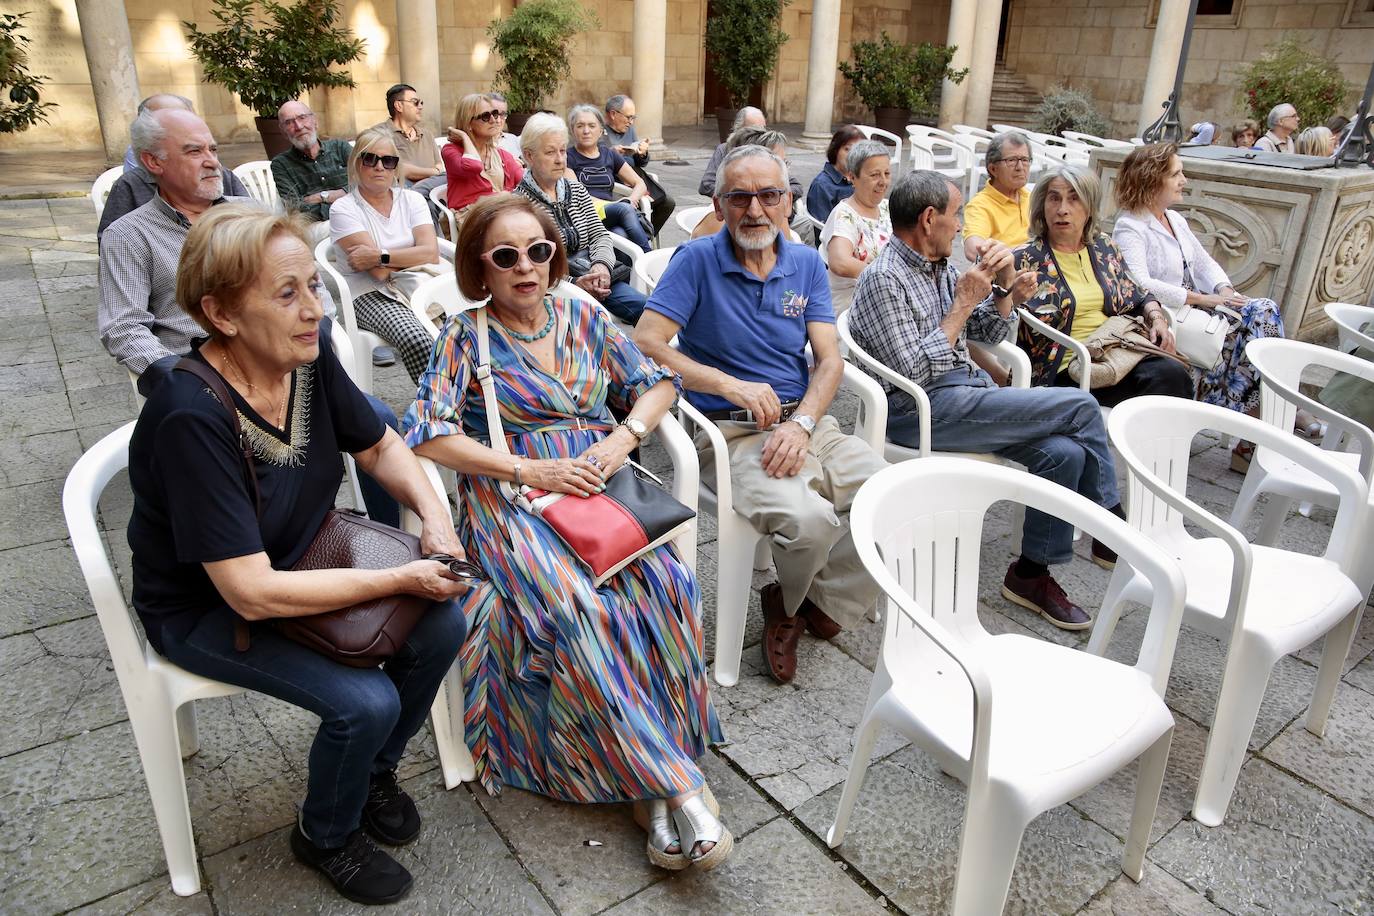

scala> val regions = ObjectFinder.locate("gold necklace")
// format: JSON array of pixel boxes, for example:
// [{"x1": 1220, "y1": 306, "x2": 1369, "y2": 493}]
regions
[{"x1": 219, "y1": 343, "x2": 287, "y2": 430}]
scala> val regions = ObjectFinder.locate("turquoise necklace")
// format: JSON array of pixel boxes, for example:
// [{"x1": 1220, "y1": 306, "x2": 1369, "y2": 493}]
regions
[{"x1": 504, "y1": 298, "x2": 556, "y2": 342}]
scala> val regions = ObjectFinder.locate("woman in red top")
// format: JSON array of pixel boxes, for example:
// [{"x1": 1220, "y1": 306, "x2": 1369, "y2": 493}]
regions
[{"x1": 443, "y1": 93, "x2": 523, "y2": 221}]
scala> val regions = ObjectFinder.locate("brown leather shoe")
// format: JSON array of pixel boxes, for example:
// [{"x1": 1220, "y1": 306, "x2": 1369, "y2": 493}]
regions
[
  {"x1": 798, "y1": 597, "x2": 843, "y2": 640},
  {"x1": 760, "y1": 582, "x2": 804, "y2": 684}
]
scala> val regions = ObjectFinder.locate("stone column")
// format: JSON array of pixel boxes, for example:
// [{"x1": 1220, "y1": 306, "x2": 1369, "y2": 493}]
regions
[
  {"x1": 396, "y1": 0, "x2": 443, "y2": 135},
  {"x1": 939, "y1": 0, "x2": 978, "y2": 128},
  {"x1": 961, "y1": 0, "x2": 1003, "y2": 130},
  {"x1": 632, "y1": 0, "x2": 667, "y2": 144},
  {"x1": 1139, "y1": 0, "x2": 1190, "y2": 136},
  {"x1": 802, "y1": 0, "x2": 843, "y2": 140},
  {"x1": 74, "y1": 0, "x2": 141, "y2": 164}
]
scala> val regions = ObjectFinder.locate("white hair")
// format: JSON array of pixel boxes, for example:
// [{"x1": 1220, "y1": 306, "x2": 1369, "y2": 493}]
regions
[
  {"x1": 713, "y1": 145, "x2": 790, "y2": 199},
  {"x1": 1267, "y1": 104, "x2": 1296, "y2": 129},
  {"x1": 130, "y1": 109, "x2": 168, "y2": 160},
  {"x1": 520, "y1": 112, "x2": 569, "y2": 155}
]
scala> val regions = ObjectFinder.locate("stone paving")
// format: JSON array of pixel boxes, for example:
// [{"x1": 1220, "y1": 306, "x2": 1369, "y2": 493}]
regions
[{"x1": 2, "y1": 137, "x2": 1374, "y2": 916}]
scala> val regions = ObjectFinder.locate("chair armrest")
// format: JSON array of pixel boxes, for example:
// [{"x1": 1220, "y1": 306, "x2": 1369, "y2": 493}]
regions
[
  {"x1": 838, "y1": 337, "x2": 930, "y2": 455},
  {"x1": 1017, "y1": 307, "x2": 1090, "y2": 391},
  {"x1": 606, "y1": 231, "x2": 643, "y2": 264},
  {"x1": 677, "y1": 398, "x2": 736, "y2": 519},
  {"x1": 839, "y1": 362, "x2": 888, "y2": 454},
  {"x1": 400, "y1": 457, "x2": 450, "y2": 538},
  {"x1": 655, "y1": 411, "x2": 699, "y2": 569},
  {"x1": 967, "y1": 338, "x2": 1032, "y2": 389}
]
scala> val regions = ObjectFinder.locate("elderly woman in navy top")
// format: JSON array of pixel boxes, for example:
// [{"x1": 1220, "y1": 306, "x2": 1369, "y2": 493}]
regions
[
  {"x1": 566, "y1": 104, "x2": 654, "y2": 251},
  {"x1": 806, "y1": 125, "x2": 863, "y2": 224},
  {"x1": 127, "y1": 204, "x2": 472, "y2": 906}
]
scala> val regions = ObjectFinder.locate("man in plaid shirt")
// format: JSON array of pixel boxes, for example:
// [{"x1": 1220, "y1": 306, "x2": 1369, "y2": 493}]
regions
[{"x1": 848, "y1": 170, "x2": 1124, "y2": 631}]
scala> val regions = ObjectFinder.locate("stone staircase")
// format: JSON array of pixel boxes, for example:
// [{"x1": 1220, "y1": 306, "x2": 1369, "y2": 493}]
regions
[{"x1": 986, "y1": 65, "x2": 1042, "y2": 129}]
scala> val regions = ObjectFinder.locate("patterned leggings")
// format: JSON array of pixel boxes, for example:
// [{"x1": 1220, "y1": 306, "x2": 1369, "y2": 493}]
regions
[{"x1": 352, "y1": 290, "x2": 436, "y2": 384}]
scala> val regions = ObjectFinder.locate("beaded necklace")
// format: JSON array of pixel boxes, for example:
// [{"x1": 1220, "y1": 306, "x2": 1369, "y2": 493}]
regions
[{"x1": 502, "y1": 299, "x2": 556, "y2": 342}]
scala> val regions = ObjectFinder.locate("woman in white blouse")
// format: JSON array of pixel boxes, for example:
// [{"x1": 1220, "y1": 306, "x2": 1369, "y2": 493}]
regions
[
  {"x1": 331, "y1": 127, "x2": 444, "y2": 383},
  {"x1": 820, "y1": 140, "x2": 892, "y2": 314},
  {"x1": 1111, "y1": 143, "x2": 1304, "y2": 468}
]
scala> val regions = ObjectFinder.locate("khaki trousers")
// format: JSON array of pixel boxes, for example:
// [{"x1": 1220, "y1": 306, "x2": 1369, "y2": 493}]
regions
[{"x1": 707, "y1": 415, "x2": 888, "y2": 628}]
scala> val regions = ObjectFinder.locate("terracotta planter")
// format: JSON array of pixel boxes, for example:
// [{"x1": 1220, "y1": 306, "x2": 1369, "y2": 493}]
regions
[
  {"x1": 872, "y1": 106, "x2": 912, "y2": 143},
  {"x1": 255, "y1": 116, "x2": 292, "y2": 159},
  {"x1": 715, "y1": 107, "x2": 737, "y2": 143},
  {"x1": 506, "y1": 112, "x2": 533, "y2": 136}
]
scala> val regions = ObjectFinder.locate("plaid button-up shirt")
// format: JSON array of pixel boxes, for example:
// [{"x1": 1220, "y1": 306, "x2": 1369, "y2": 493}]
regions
[{"x1": 849, "y1": 236, "x2": 1012, "y2": 413}]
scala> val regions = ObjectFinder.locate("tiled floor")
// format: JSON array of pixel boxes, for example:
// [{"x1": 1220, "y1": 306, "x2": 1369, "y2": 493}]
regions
[{"x1": 3, "y1": 134, "x2": 1373, "y2": 915}]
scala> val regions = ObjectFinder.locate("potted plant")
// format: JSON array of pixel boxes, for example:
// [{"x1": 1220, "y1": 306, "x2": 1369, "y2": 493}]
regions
[
  {"x1": 1238, "y1": 37, "x2": 1352, "y2": 129},
  {"x1": 839, "y1": 32, "x2": 967, "y2": 137},
  {"x1": 704, "y1": 0, "x2": 789, "y2": 141},
  {"x1": 185, "y1": 0, "x2": 364, "y2": 157},
  {"x1": 1032, "y1": 86, "x2": 1110, "y2": 138},
  {"x1": 488, "y1": 0, "x2": 598, "y2": 134},
  {"x1": 0, "y1": 12, "x2": 57, "y2": 135}
]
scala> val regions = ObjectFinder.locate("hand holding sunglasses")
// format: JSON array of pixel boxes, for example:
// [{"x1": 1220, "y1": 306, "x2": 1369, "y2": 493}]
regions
[{"x1": 423, "y1": 554, "x2": 486, "y2": 580}]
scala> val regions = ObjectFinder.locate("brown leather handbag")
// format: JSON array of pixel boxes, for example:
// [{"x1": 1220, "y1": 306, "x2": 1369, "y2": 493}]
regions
[{"x1": 174, "y1": 358, "x2": 431, "y2": 668}]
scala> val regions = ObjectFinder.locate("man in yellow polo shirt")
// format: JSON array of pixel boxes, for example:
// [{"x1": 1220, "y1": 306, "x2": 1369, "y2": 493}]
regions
[{"x1": 962, "y1": 131, "x2": 1033, "y2": 262}]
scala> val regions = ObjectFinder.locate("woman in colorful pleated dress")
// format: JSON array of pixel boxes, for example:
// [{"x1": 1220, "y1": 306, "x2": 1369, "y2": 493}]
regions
[{"x1": 403, "y1": 193, "x2": 729, "y2": 871}]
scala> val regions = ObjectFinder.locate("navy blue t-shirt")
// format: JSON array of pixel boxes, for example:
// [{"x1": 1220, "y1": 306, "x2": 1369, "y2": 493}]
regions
[
  {"x1": 645, "y1": 232, "x2": 834, "y2": 413},
  {"x1": 127, "y1": 334, "x2": 385, "y2": 651},
  {"x1": 567, "y1": 145, "x2": 628, "y2": 201}
]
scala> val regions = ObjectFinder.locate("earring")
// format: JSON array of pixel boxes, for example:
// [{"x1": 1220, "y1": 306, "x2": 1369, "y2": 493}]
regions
[{"x1": 225, "y1": 328, "x2": 237, "y2": 337}]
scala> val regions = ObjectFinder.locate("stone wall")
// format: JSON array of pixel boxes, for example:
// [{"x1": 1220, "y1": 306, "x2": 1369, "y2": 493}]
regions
[{"x1": 1002, "y1": 0, "x2": 1374, "y2": 139}]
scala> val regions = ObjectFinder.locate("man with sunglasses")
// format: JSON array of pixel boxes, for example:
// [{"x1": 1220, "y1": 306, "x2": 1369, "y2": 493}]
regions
[
  {"x1": 376, "y1": 83, "x2": 445, "y2": 197},
  {"x1": 636, "y1": 146, "x2": 889, "y2": 685},
  {"x1": 270, "y1": 101, "x2": 353, "y2": 234}
]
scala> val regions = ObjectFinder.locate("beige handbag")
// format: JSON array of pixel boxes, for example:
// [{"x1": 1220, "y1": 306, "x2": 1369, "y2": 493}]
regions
[{"x1": 1068, "y1": 315, "x2": 1191, "y2": 388}]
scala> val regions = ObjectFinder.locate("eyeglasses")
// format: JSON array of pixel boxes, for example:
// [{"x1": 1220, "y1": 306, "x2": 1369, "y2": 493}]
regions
[
  {"x1": 473, "y1": 110, "x2": 508, "y2": 123},
  {"x1": 611, "y1": 111, "x2": 637, "y2": 123},
  {"x1": 359, "y1": 152, "x2": 400, "y2": 169},
  {"x1": 992, "y1": 156, "x2": 1032, "y2": 167},
  {"x1": 481, "y1": 240, "x2": 557, "y2": 270},
  {"x1": 403, "y1": 97, "x2": 424, "y2": 107},
  {"x1": 281, "y1": 113, "x2": 315, "y2": 128},
  {"x1": 721, "y1": 188, "x2": 787, "y2": 209}
]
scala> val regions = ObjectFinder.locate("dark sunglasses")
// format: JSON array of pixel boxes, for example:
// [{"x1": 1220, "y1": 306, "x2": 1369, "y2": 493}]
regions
[
  {"x1": 721, "y1": 188, "x2": 786, "y2": 209},
  {"x1": 473, "y1": 110, "x2": 508, "y2": 123},
  {"x1": 359, "y1": 152, "x2": 400, "y2": 170},
  {"x1": 481, "y1": 240, "x2": 557, "y2": 270},
  {"x1": 423, "y1": 554, "x2": 485, "y2": 580}
]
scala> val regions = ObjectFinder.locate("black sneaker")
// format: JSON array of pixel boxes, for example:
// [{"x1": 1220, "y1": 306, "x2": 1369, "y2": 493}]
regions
[
  {"x1": 1090, "y1": 538, "x2": 1117, "y2": 570},
  {"x1": 290, "y1": 825, "x2": 413, "y2": 905},
  {"x1": 362, "y1": 769, "x2": 422, "y2": 845}
]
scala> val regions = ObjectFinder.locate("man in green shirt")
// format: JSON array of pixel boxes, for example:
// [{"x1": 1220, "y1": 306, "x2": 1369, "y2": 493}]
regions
[{"x1": 270, "y1": 101, "x2": 351, "y2": 230}]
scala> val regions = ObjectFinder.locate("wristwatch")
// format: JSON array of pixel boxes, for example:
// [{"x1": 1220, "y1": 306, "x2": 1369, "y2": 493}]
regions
[
  {"x1": 619, "y1": 417, "x2": 649, "y2": 441},
  {"x1": 790, "y1": 414, "x2": 817, "y2": 435},
  {"x1": 379, "y1": 249, "x2": 391, "y2": 266}
]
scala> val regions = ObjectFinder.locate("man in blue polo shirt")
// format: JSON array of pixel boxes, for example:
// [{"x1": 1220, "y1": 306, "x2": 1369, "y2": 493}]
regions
[{"x1": 636, "y1": 146, "x2": 887, "y2": 685}]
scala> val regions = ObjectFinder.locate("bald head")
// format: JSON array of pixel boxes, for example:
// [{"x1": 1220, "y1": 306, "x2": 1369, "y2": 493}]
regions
[
  {"x1": 277, "y1": 100, "x2": 319, "y2": 152},
  {"x1": 732, "y1": 107, "x2": 766, "y2": 132},
  {"x1": 138, "y1": 93, "x2": 194, "y2": 116}
]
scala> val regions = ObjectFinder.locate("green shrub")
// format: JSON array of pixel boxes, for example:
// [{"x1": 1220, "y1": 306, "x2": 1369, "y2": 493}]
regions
[
  {"x1": 1032, "y1": 86, "x2": 1110, "y2": 137},
  {"x1": 704, "y1": 0, "x2": 789, "y2": 109},
  {"x1": 1238, "y1": 37, "x2": 1351, "y2": 128},
  {"x1": 185, "y1": 0, "x2": 363, "y2": 118},
  {"x1": 488, "y1": 0, "x2": 598, "y2": 114},
  {"x1": 839, "y1": 32, "x2": 966, "y2": 116},
  {"x1": 0, "y1": 13, "x2": 56, "y2": 133}
]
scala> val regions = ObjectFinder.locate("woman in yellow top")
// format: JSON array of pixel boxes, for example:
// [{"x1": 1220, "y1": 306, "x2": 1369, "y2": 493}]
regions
[
  {"x1": 961, "y1": 131, "x2": 1034, "y2": 263},
  {"x1": 1015, "y1": 165, "x2": 1194, "y2": 406}
]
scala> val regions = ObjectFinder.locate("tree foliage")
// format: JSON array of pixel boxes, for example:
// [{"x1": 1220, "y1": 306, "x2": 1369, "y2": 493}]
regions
[
  {"x1": 488, "y1": 0, "x2": 598, "y2": 114},
  {"x1": 1032, "y1": 85, "x2": 1110, "y2": 137},
  {"x1": 839, "y1": 32, "x2": 966, "y2": 116},
  {"x1": 703, "y1": 0, "x2": 789, "y2": 109},
  {"x1": 0, "y1": 13, "x2": 56, "y2": 134},
  {"x1": 184, "y1": 0, "x2": 364, "y2": 118},
  {"x1": 1238, "y1": 37, "x2": 1351, "y2": 129}
]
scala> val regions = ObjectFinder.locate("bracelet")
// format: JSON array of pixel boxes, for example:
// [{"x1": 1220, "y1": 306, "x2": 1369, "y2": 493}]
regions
[{"x1": 512, "y1": 461, "x2": 522, "y2": 488}]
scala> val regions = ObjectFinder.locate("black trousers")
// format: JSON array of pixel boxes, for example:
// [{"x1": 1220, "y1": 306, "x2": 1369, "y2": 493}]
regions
[{"x1": 1054, "y1": 355, "x2": 1195, "y2": 408}]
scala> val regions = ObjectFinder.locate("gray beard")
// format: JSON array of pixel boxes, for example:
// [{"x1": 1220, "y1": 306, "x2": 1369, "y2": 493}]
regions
[
  {"x1": 193, "y1": 175, "x2": 224, "y2": 201},
  {"x1": 289, "y1": 130, "x2": 318, "y2": 152},
  {"x1": 733, "y1": 224, "x2": 779, "y2": 251}
]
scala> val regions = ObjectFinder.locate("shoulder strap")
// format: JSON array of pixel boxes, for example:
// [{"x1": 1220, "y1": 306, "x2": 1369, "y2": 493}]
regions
[
  {"x1": 473, "y1": 309, "x2": 518, "y2": 502},
  {"x1": 173, "y1": 357, "x2": 263, "y2": 518}
]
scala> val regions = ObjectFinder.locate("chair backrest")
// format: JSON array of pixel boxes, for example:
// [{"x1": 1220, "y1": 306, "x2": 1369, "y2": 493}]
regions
[
  {"x1": 64, "y1": 422, "x2": 146, "y2": 694},
  {"x1": 410, "y1": 272, "x2": 485, "y2": 338},
  {"x1": 952, "y1": 124, "x2": 997, "y2": 140},
  {"x1": 634, "y1": 247, "x2": 677, "y2": 294},
  {"x1": 313, "y1": 237, "x2": 357, "y2": 334},
  {"x1": 908, "y1": 144, "x2": 935, "y2": 172},
  {"x1": 429, "y1": 184, "x2": 458, "y2": 241},
  {"x1": 91, "y1": 166, "x2": 124, "y2": 219},
  {"x1": 675, "y1": 205, "x2": 712, "y2": 236},
  {"x1": 233, "y1": 161, "x2": 281, "y2": 211},
  {"x1": 1324, "y1": 302, "x2": 1374, "y2": 355},
  {"x1": 852, "y1": 457, "x2": 1187, "y2": 693},
  {"x1": 836, "y1": 310, "x2": 932, "y2": 454},
  {"x1": 855, "y1": 125, "x2": 904, "y2": 171}
]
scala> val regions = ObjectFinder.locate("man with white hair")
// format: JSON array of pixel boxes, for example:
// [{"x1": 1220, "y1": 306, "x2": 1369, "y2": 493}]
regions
[
  {"x1": 1255, "y1": 104, "x2": 1299, "y2": 154},
  {"x1": 270, "y1": 100, "x2": 352, "y2": 227},
  {"x1": 698, "y1": 106, "x2": 767, "y2": 196},
  {"x1": 636, "y1": 146, "x2": 888, "y2": 685}
]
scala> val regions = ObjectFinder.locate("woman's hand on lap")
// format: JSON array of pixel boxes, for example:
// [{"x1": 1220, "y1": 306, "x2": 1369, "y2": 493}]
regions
[{"x1": 578, "y1": 431, "x2": 635, "y2": 479}]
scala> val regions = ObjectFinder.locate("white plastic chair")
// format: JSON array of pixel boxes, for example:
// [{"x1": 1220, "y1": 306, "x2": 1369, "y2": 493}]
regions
[
  {"x1": 855, "y1": 125, "x2": 904, "y2": 174},
  {"x1": 634, "y1": 247, "x2": 677, "y2": 294},
  {"x1": 429, "y1": 184, "x2": 459, "y2": 242},
  {"x1": 676, "y1": 355, "x2": 887, "y2": 686},
  {"x1": 906, "y1": 128, "x2": 973, "y2": 198},
  {"x1": 1090, "y1": 396, "x2": 1367, "y2": 827},
  {"x1": 1325, "y1": 301, "x2": 1374, "y2": 355},
  {"x1": 606, "y1": 231, "x2": 647, "y2": 291},
  {"x1": 828, "y1": 457, "x2": 1187, "y2": 916},
  {"x1": 674, "y1": 205, "x2": 712, "y2": 237},
  {"x1": 1014, "y1": 306, "x2": 1113, "y2": 424},
  {"x1": 951, "y1": 124, "x2": 997, "y2": 140},
  {"x1": 232, "y1": 161, "x2": 281, "y2": 212},
  {"x1": 1063, "y1": 131, "x2": 1134, "y2": 149},
  {"x1": 91, "y1": 165, "x2": 123, "y2": 220},
  {"x1": 836, "y1": 310, "x2": 1030, "y2": 552},
  {"x1": 1231, "y1": 339, "x2": 1374, "y2": 560},
  {"x1": 64, "y1": 423, "x2": 474, "y2": 897}
]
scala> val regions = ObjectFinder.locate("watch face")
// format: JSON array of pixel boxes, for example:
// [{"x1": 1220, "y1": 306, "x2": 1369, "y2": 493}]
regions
[{"x1": 626, "y1": 418, "x2": 647, "y2": 438}]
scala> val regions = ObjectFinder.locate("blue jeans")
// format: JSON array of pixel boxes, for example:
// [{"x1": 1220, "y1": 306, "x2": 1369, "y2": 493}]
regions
[
  {"x1": 161, "y1": 599, "x2": 467, "y2": 847},
  {"x1": 602, "y1": 200, "x2": 653, "y2": 251},
  {"x1": 358, "y1": 395, "x2": 401, "y2": 528},
  {"x1": 887, "y1": 366, "x2": 1120, "y2": 566},
  {"x1": 602, "y1": 280, "x2": 647, "y2": 324}
]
